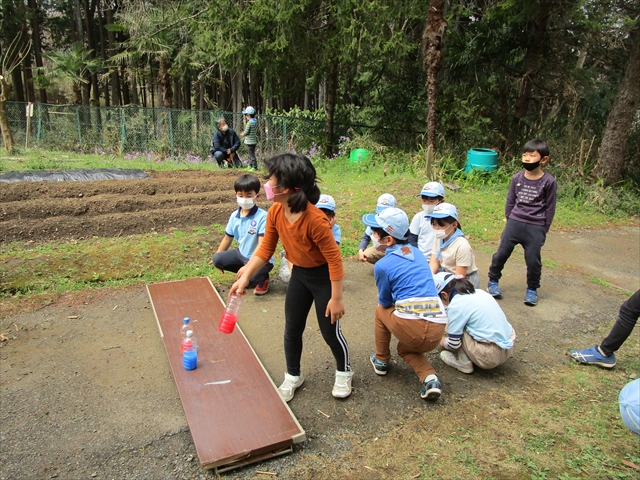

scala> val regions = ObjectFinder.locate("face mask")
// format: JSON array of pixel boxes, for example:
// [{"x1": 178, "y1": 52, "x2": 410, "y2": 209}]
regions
[
  {"x1": 221, "y1": 125, "x2": 229, "y2": 132},
  {"x1": 263, "y1": 183, "x2": 283, "y2": 201},
  {"x1": 522, "y1": 161, "x2": 540, "y2": 171},
  {"x1": 237, "y1": 197, "x2": 255, "y2": 210},
  {"x1": 372, "y1": 235, "x2": 380, "y2": 248},
  {"x1": 423, "y1": 204, "x2": 436, "y2": 214},
  {"x1": 433, "y1": 226, "x2": 451, "y2": 240}
]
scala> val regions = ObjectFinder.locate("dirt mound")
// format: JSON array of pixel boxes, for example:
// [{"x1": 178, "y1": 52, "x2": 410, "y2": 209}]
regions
[{"x1": 0, "y1": 170, "x2": 259, "y2": 243}]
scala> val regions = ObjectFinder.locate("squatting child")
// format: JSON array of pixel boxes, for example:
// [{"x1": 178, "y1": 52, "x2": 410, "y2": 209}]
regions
[
  {"x1": 212, "y1": 174, "x2": 273, "y2": 295},
  {"x1": 357, "y1": 193, "x2": 397, "y2": 264}
]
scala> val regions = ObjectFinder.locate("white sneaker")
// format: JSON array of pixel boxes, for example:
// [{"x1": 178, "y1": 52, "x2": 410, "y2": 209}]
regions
[
  {"x1": 332, "y1": 370, "x2": 353, "y2": 398},
  {"x1": 440, "y1": 350, "x2": 474, "y2": 374},
  {"x1": 278, "y1": 373, "x2": 304, "y2": 402}
]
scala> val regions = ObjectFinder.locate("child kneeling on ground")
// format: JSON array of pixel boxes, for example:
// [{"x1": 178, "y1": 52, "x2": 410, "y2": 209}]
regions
[
  {"x1": 434, "y1": 272, "x2": 516, "y2": 374},
  {"x1": 363, "y1": 207, "x2": 447, "y2": 401}
]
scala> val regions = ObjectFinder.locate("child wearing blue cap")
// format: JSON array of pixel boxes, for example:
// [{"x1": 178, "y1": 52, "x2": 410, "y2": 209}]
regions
[
  {"x1": 240, "y1": 106, "x2": 258, "y2": 170},
  {"x1": 428, "y1": 202, "x2": 480, "y2": 288},
  {"x1": 362, "y1": 207, "x2": 447, "y2": 401},
  {"x1": 409, "y1": 182, "x2": 445, "y2": 260},
  {"x1": 433, "y1": 272, "x2": 516, "y2": 374},
  {"x1": 358, "y1": 193, "x2": 398, "y2": 264}
]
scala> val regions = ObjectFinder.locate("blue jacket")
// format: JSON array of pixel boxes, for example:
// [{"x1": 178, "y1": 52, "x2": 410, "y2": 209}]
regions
[{"x1": 212, "y1": 129, "x2": 241, "y2": 154}]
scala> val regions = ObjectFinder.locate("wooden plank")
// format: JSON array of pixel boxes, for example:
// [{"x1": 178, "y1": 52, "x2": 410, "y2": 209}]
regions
[{"x1": 146, "y1": 277, "x2": 305, "y2": 471}]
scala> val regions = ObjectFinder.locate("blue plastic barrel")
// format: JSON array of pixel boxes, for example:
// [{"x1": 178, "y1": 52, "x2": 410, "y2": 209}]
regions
[{"x1": 465, "y1": 148, "x2": 498, "y2": 173}]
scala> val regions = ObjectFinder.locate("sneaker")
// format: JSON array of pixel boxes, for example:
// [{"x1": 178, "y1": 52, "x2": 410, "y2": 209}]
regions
[
  {"x1": 421, "y1": 375, "x2": 441, "y2": 401},
  {"x1": 370, "y1": 352, "x2": 389, "y2": 376},
  {"x1": 570, "y1": 345, "x2": 617, "y2": 369},
  {"x1": 254, "y1": 278, "x2": 269, "y2": 295},
  {"x1": 332, "y1": 370, "x2": 353, "y2": 398},
  {"x1": 487, "y1": 281, "x2": 502, "y2": 298},
  {"x1": 524, "y1": 289, "x2": 538, "y2": 306},
  {"x1": 278, "y1": 373, "x2": 304, "y2": 402},
  {"x1": 440, "y1": 350, "x2": 474, "y2": 374}
]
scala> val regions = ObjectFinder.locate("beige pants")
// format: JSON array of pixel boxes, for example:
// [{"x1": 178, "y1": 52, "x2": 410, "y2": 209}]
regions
[
  {"x1": 461, "y1": 329, "x2": 516, "y2": 370},
  {"x1": 364, "y1": 246, "x2": 387, "y2": 264},
  {"x1": 375, "y1": 305, "x2": 446, "y2": 381}
]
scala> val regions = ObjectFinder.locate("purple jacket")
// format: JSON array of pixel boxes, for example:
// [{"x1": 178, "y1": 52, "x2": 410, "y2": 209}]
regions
[{"x1": 505, "y1": 171, "x2": 557, "y2": 232}]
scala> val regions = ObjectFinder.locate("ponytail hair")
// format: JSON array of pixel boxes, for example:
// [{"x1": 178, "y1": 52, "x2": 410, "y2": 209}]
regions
[
  {"x1": 440, "y1": 275, "x2": 475, "y2": 296},
  {"x1": 264, "y1": 153, "x2": 321, "y2": 213}
]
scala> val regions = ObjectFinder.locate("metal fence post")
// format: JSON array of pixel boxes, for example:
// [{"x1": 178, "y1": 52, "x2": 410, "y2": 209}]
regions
[
  {"x1": 168, "y1": 108, "x2": 174, "y2": 157},
  {"x1": 75, "y1": 105, "x2": 82, "y2": 143},
  {"x1": 120, "y1": 106, "x2": 126, "y2": 152},
  {"x1": 283, "y1": 118, "x2": 287, "y2": 153}
]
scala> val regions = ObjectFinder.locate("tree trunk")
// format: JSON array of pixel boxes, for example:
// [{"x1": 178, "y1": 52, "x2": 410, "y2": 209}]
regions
[
  {"x1": 0, "y1": 76, "x2": 15, "y2": 152},
  {"x1": 105, "y1": 6, "x2": 121, "y2": 105},
  {"x1": 27, "y1": 0, "x2": 48, "y2": 103},
  {"x1": 423, "y1": 0, "x2": 447, "y2": 150},
  {"x1": 514, "y1": 0, "x2": 551, "y2": 119},
  {"x1": 121, "y1": 65, "x2": 130, "y2": 105},
  {"x1": 593, "y1": 25, "x2": 640, "y2": 186},
  {"x1": 158, "y1": 56, "x2": 172, "y2": 109},
  {"x1": 96, "y1": 2, "x2": 109, "y2": 106},
  {"x1": 324, "y1": 59, "x2": 338, "y2": 157},
  {"x1": 82, "y1": 0, "x2": 100, "y2": 106},
  {"x1": 22, "y1": 52, "x2": 36, "y2": 102}
]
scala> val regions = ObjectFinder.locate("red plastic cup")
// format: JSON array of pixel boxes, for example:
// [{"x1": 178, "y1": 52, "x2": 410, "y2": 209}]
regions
[{"x1": 218, "y1": 311, "x2": 238, "y2": 334}]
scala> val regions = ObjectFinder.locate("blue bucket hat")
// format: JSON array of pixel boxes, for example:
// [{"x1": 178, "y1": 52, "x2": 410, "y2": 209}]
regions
[
  {"x1": 376, "y1": 193, "x2": 397, "y2": 213},
  {"x1": 418, "y1": 182, "x2": 445, "y2": 198},
  {"x1": 242, "y1": 106, "x2": 256, "y2": 115},
  {"x1": 427, "y1": 202, "x2": 458, "y2": 221},
  {"x1": 432, "y1": 272, "x2": 456, "y2": 293},
  {"x1": 316, "y1": 194, "x2": 337, "y2": 212},
  {"x1": 362, "y1": 207, "x2": 409, "y2": 240}
]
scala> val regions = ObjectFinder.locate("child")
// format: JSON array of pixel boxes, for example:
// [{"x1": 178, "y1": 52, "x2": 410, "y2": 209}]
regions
[
  {"x1": 229, "y1": 154, "x2": 352, "y2": 402},
  {"x1": 212, "y1": 174, "x2": 273, "y2": 295},
  {"x1": 487, "y1": 139, "x2": 557, "y2": 306},
  {"x1": 428, "y1": 202, "x2": 480, "y2": 289},
  {"x1": 240, "y1": 106, "x2": 258, "y2": 170},
  {"x1": 358, "y1": 193, "x2": 397, "y2": 264},
  {"x1": 433, "y1": 272, "x2": 516, "y2": 374},
  {"x1": 316, "y1": 194, "x2": 341, "y2": 245},
  {"x1": 408, "y1": 182, "x2": 445, "y2": 260},
  {"x1": 570, "y1": 289, "x2": 640, "y2": 368},
  {"x1": 363, "y1": 207, "x2": 447, "y2": 401}
]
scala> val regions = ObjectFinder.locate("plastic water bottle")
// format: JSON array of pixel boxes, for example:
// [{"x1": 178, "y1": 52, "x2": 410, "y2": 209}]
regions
[
  {"x1": 218, "y1": 294, "x2": 243, "y2": 334},
  {"x1": 182, "y1": 330, "x2": 197, "y2": 370},
  {"x1": 180, "y1": 317, "x2": 193, "y2": 353}
]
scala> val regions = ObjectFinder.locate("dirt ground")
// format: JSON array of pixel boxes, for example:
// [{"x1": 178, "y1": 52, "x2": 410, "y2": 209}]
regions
[{"x1": 1, "y1": 170, "x2": 639, "y2": 479}]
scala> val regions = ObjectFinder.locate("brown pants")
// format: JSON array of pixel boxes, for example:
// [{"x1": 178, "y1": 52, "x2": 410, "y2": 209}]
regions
[
  {"x1": 461, "y1": 329, "x2": 516, "y2": 370},
  {"x1": 375, "y1": 305, "x2": 446, "y2": 381}
]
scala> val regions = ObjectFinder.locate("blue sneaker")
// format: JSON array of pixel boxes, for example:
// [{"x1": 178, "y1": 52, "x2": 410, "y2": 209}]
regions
[
  {"x1": 421, "y1": 376, "x2": 441, "y2": 401},
  {"x1": 370, "y1": 352, "x2": 389, "y2": 376},
  {"x1": 487, "y1": 281, "x2": 502, "y2": 298},
  {"x1": 570, "y1": 345, "x2": 617, "y2": 369},
  {"x1": 524, "y1": 289, "x2": 538, "y2": 306}
]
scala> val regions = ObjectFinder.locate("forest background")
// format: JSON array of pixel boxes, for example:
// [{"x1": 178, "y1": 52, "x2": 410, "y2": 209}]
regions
[{"x1": 0, "y1": 0, "x2": 638, "y2": 190}]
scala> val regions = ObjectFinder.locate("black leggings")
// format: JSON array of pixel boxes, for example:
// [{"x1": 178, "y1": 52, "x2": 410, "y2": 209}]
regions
[
  {"x1": 600, "y1": 290, "x2": 640, "y2": 356},
  {"x1": 283, "y1": 263, "x2": 350, "y2": 376}
]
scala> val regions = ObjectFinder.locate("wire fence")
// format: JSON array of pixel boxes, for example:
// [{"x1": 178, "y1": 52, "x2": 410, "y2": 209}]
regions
[{"x1": 5, "y1": 102, "x2": 422, "y2": 163}]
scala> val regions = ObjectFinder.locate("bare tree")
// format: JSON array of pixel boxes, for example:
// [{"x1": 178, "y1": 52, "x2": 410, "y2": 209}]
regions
[{"x1": 1, "y1": 33, "x2": 30, "y2": 152}]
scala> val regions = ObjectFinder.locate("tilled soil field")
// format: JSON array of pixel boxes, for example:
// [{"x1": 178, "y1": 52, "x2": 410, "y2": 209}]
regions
[{"x1": 1, "y1": 170, "x2": 247, "y2": 243}]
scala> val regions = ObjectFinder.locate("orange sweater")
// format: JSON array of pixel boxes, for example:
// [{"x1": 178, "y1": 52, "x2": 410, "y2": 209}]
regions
[{"x1": 254, "y1": 202, "x2": 344, "y2": 281}]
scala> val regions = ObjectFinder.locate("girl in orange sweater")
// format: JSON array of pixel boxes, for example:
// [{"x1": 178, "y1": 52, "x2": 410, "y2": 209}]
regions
[{"x1": 230, "y1": 154, "x2": 352, "y2": 402}]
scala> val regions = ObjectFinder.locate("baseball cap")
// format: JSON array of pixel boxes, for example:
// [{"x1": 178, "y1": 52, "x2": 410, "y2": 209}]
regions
[
  {"x1": 316, "y1": 194, "x2": 336, "y2": 211},
  {"x1": 418, "y1": 182, "x2": 445, "y2": 198},
  {"x1": 242, "y1": 106, "x2": 256, "y2": 115},
  {"x1": 619, "y1": 379, "x2": 640, "y2": 436},
  {"x1": 427, "y1": 202, "x2": 458, "y2": 220},
  {"x1": 362, "y1": 207, "x2": 409, "y2": 240},
  {"x1": 432, "y1": 272, "x2": 456, "y2": 293},
  {"x1": 376, "y1": 193, "x2": 397, "y2": 213}
]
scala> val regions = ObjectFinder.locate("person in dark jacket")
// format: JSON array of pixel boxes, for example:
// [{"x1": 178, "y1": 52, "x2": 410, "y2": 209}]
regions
[{"x1": 210, "y1": 118, "x2": 241, "y2": 167}]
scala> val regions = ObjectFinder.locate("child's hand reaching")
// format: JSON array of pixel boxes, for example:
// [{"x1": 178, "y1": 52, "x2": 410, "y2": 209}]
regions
[
  {"x1": 358, "y1": 249, "x2": 367, "y2": 262},
  {"x1": 325, "y1": 297, "x2": 345, "y2": 324},
  {"x1": 229, "y1": 276, "x2": 250, "y2": 297}
]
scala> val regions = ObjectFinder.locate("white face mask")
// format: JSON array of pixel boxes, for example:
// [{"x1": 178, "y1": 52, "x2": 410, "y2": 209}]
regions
[
  {"x1": 237, "y1": 197, "x2": 255, "y2": 210},
  {"x1": 423, "y1": 204, "x2": 436, "y2": 214},
  {"x1": 221, "y1": 125, "x2": 229, "y2": 132},
  {"x1": 433, "y1": 227, "x2": 450, "y2": 240},
  {"x1": 372, "y1": 235, "x2": 381, "y2": 248}
]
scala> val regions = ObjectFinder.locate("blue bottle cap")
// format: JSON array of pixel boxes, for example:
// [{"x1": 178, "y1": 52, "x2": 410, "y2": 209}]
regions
[{"x1": 183, "y1": 317, "x2": 190, "y2": 324}]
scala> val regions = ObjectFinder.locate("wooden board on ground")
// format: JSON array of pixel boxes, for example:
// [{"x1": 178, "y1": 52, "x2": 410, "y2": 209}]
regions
[{"x1": 146, "y1": 277, "x2": 305, "y2": 472}]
